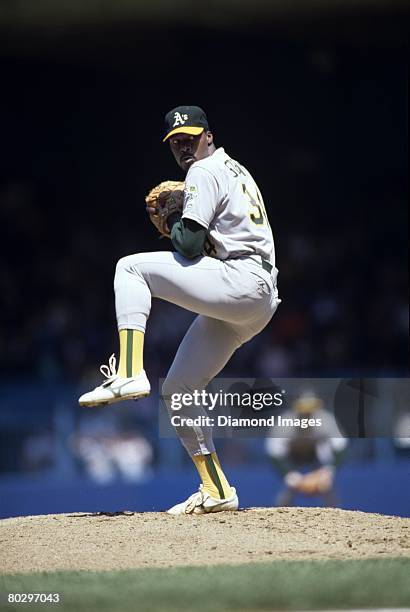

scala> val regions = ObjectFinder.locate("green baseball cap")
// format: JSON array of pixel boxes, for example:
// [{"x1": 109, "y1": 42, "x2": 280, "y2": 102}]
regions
[{"x1": 163, "y1": 105, "x2": 210, "y2": 142}]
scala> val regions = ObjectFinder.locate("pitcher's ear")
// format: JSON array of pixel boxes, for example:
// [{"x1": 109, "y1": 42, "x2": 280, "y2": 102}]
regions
[{"x1": 206, "y1": 131, "x2": 214, "y2": 145}]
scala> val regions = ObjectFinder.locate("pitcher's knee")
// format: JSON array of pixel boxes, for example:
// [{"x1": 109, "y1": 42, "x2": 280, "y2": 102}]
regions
[
  {"x1": 116, "y1": 254, "x2": 137, "y2": 275},
  {"x1": 116, "y1": 252, "x2": 159, "y2": 277},
  {"x1": 114, "y1": 257, "x2": 129, "y2": 289},
  {"x1": 114, "y1": 254, "x2": 145, "y2": 288}
]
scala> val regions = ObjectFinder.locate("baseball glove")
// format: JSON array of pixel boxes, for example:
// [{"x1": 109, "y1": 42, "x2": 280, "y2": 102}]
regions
[
  {"x1": 145, "y1": 180, "x2": 185, "y2": 238},
  {"x1": 296, "y1": 467, "x2": 333, "y2": 495}
]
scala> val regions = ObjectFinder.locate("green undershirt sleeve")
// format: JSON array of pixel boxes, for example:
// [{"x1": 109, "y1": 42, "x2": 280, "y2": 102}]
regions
[{"x1": 169, "y1": 215, "x2": 207, "y2": 259}]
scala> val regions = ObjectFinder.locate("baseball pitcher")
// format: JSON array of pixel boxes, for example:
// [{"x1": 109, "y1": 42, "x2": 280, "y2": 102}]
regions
[{"x1": 79, "y1": 105, "x2": 281, "y2": 514}]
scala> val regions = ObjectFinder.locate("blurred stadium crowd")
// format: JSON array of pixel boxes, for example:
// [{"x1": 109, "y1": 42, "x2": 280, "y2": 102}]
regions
[{"x1": 0, "y1": 176, "x2": 407, "y2": 384}]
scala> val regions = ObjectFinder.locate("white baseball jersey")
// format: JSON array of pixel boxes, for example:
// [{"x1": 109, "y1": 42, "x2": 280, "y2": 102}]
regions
[{"x1": 182, "y1": 147, "x2": 276, "y2": 266}]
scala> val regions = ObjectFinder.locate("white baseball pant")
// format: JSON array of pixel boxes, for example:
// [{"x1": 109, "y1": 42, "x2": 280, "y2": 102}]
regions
[{"x1": 114, "y1": 251, "x2": 281, "y2": 456}]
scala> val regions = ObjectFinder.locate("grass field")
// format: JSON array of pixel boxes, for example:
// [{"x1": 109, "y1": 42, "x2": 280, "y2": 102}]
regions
[{"x1": 1, "y1": 558, "x2": 409, "y2": 611}]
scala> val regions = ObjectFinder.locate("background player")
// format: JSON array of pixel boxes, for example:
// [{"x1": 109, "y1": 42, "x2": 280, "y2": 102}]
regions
[
  {"x1": 265, "y1": 390, "x2": 348, "y2": 507},
  {"x1": 79, "y1": 105, "x2": 281, "y2": 514}
]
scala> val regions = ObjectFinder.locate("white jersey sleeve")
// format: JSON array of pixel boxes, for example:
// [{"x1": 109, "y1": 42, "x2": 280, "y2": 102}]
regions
[
  {"x1": 181, "y1": 166, "x2": 219, "y2": 229},
  {"x1": 182, "y1": 147, "x2": 276, "y2": 266}
]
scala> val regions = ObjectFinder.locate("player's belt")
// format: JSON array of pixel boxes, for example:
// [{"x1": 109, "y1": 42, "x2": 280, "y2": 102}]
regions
[
  {"x1": 246, "y1": 254, "x2": 273, "y2": 274},
  {"x1": 261, "y1": 259, "x2": 273, "y2": 274}
]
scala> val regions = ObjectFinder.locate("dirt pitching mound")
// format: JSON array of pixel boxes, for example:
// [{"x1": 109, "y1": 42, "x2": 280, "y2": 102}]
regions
[{"x1": 1, "y1": 507, "x2": 409, "y2": 575}]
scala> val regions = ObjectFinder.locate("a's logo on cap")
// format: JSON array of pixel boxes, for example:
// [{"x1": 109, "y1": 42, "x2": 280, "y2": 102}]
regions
[{"x1": 173, "y1": 112, "x2": 188, "y2": 127}]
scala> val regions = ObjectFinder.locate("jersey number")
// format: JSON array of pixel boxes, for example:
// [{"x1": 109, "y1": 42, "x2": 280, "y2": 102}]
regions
[{"x1": 242, "y1": 183, "x2": 268, "y2": 226}]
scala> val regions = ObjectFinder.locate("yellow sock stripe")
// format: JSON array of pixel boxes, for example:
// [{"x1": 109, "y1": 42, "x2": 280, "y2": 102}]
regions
[
  {"x1": 204, "y1": 454, "x2": 225, "y2": 500},
  {"x1": 126, "y1": 329, "x2": 134, "y2": 377},
  {"x1": 133, "y1": 330, "x2": 144, "y2": 374}
]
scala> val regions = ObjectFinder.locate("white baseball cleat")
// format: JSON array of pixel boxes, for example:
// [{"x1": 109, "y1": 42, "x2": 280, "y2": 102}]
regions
[
  {"x1": 167, "y1": 485, "x2": 239, "y2": 515},
  {"x1": 79, "y1": 354, "x2": 150, "y2": 407}
]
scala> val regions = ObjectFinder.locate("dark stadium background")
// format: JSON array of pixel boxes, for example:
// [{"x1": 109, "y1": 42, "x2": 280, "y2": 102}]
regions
[{"x1": 0, "y1": 1, "x2": 408, "y2": 517}]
